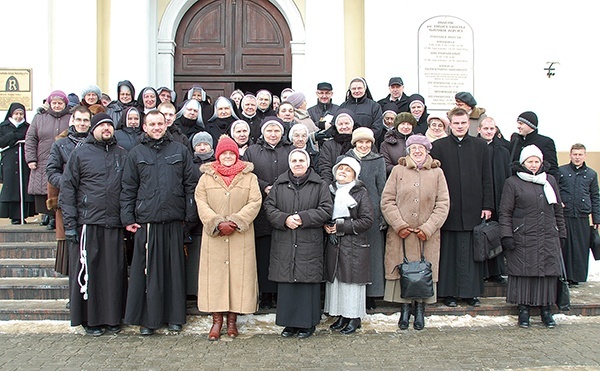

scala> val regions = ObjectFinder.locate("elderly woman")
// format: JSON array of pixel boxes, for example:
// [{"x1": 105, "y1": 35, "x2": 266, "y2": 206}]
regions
[
  {"x1": 408, "y1": 94, "x2": 429, "y2": 135},
  {"x1": 185, "y1": 85, "x2": 213, "y2": 124},
  {"x1": 206, "y1": 97, "x2": 240, "y2": 144},
  {"x1": 317, "y1": 109, "x2": 357, "y2": 184},
  {"x1": 242, "y1": 117, "x2": 292, "y2": 309},
  {"x1": 106, "y1": 80, "x2": 142, "y2": 124},
  {"x1": 343, "y1": 127, "x2": 387, "y2": 309},
  {"x1": 195, "y1": 136, "x2": 262, "y2": 340},
  {"x1": 25, "y1": 90, "x2": 72, "y2": 228},
  {"x1": 499, "y1": 145, "x2": 566, "y2": 329},
  {"x1": 289, "y1": 123, "x2": 319, "y2": 168},
  {"x1": 264, "y1": 148, "x2": 332, "y2": 338},
  {"x1": 230, "y1": 89, "x2": 244, "y2": 109},
  {"x1": 255, "y1": 89, "x2": 276, "y2": 121},
  {"x1": 230, "y1": 120, "x2": 251, "y2": 156},
  {"x1": 174, "y1": 99, "x2": 205, "y2": 140},
  {"x1": 376, "y1": 103, "x2": 398, "y2": 150},
  {"x1": 324, "y1": 157, "x2": 373, "y2": 334},
  {"x1": 80, "y1": 85, "x2": 102, "y2": 108},
  {"x1": 381, "y1": 134, "x2": 449, "y2": 330},
  {"x1": 0, "y1": 103, "x2": 35, "y2": 224},
  {"x1": 380, "y1": 112, "x2": 417, "y2": 176},
  {"x1": 425, "y1": 113, "x2": 449, "y2": 143}
]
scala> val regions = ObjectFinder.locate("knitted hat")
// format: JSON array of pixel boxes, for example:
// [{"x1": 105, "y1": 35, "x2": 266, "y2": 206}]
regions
[
  {"x1": 288, "y1": 148, "x2": 311, "y2": 167},
  {"x1": 261, "y1": 117, "x2": 285, "y2": 136},
  {"x1": 517, "y1": 111, "x2": 538, "y2": 130},
  {"x1": 81, "y1": 85, "x2": 102, "y2": 100},
  {"x1": 406, "y1": 134, "x2": 432, "y2": 152},
  {"x1": 192, "y1": 131, "x2": 213, "y2": 149},
  {"x1": 388, "y1": 77, "x2": 404, "y2": 86},
  {"x1": 47, "y1": 90, "x2": 68, "y2": 105},
  {"x1": 427, "y1": 113, "x2": 450, "y2": 128},
  {"x1": 317, "y1": 82, "x2": 333, "y2": 91},
  {"x1": 67, "y1": 93, "x2": 80, "y2": 108},
  {"x1": 215, "y1": 135, "x2": 239, "y2": 160},
  {"x1": 351, "y1": 127, "x2": 375, "y2": 145},
  {"x1": 455, "y1": 92, "x2": 477, "y2": 107},
  {"x1": 519, "y1": 144, "x2": 543, "y2": 164},
  {"x1": 90, "y1": 112, "x2": 114, "y2": 132},
  {"x1": 286, "y1": 92, "x2": 306, "y2": 108},
  {"x1": 394, "y1": 112, "x2": 417, "y2": 129},
  {"x1": 332, "y1": 156, "x2": 361, "y2": 178}
]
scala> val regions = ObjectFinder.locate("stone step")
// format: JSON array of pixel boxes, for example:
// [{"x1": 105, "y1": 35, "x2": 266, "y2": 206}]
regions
[
  {"x1": 0, "y1": 225, "x2": 56, "y2": 243},
  {"x1": 0, "y1": 259, "x2": 62, "y2": 278},
  {"x1": 0, "y1": 277, "x2": 68, "y2": 300},
  {"x1": 0, "y1": 299, "x2": 70, "y2": 321},
  {"x1": 0, "y1": 242, "x2": 56, "y2": 259}
]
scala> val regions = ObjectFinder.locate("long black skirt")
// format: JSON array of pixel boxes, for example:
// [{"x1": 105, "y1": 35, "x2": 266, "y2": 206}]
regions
[
  {"x1": 437, "y1": 230, "x2": 484, "y2": 298},
  {"x1": 124, "y1": 222, "x2": 186, "y2": 329},
  {"x1": 563, "y1": 217, "x2": 592, "y2": 282},
  {"x1": 185, "y1": 234, "x2": 201, "y2": 296},
  {"x1": 69, "y1": 225, "x2": 127, "y2": 327},
  {"x1": 0, "y1": 201, "x2": 35, "y2": 220},
  {"x1": 506, "y1": 276, "x2": 557, "y2": 306},
  {"x1": 276, "y1": 282, "x2": 321, "y2": 329},
  {"x1": 256, "y1": 235, "x2": 277, "y2": 293}
]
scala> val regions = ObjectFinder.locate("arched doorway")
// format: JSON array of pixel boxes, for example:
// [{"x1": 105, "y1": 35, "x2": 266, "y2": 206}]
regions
[{"x1": 173, "y1": 0, "x2": 292, "y2": 105}]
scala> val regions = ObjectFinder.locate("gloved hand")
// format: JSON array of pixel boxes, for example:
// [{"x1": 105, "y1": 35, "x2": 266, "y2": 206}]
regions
[
  {"x1": 415, "y1": 229, "x2": 427, "y2": 241},
  {"x1": 217, "y1": 221, "x2": 236, "y2": 236},
  {"x1": 501, "y1": 237, "x2": 514, "y2": 251},
  {"x1": 398, "y1": 228, "x2": 411, "y2": 239},
  {"x1": 328, "y1": 233, "x2": 338, "y2": 246},
  {"x1": 65, "y1": 229, "x2": 79, "y2": 244},
  {"x1": 314, "y1": 129, "x2": 332, "y2": 142}
]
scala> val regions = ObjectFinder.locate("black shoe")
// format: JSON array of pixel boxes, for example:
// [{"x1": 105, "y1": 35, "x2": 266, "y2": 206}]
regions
[
  {"x1": 488, "y1": 275, "x2": 507, "y2": 284},
  {"x1": 105, "y1": 325, "x2": 121, "y2": 334},
  {"x1": 47, "y1": 217, "x2": 56, "y2": 230},
  {"x1": 297, "y1": 326, "x2": 315, "y2": 339},
  {"x1": 168, "y1": 323, "x2": 183, "y2": 332},
  {"x1": 259, "y1": 293, "x2": 273, "y2": 310},
  {"x1": 65, "y1": 301, "x2": 70, "y2": 309},
  {"x1": 366, "y1": 297, "x2": 377, "y2": 310},
  {"x1": 140, "y1": 327, "x2": 155, "y2": 336},
  {"x1": 398, "y1": 303, "x2": 412, "y2": 330},
  {"x1": 40, "y1": 214, "x2": 50, "y2": 226},
  {"x1": 281, "y1": 327, "x2": 298, "y2": 338},
  {"x1": 518, "y1": 305, "x2": 530, "y2": 328},
  {"x1": 464, "y1": 298, "x2": 481, "y2": 307},
  {"x1": 84, "y1": 326, "x2": 105, "y2": 337},
  {"x1": 330, "y1": 316, "x2": 350, "y2": 330},
  {"x1": 11, "y1": 219, "x2": 21, "y2": 225},
  {"x1": 568, "y1": 280, "x2": 579, "y2": 287},
  {"x1": 444, "y1": 297, "x2": 457, "y2": 307},
  {"x1": 540, "y1": 306, "x2": 556, "y2": 328},
  {"x1": 340, "y1": 318, "x2": 361, "y2": 335}
]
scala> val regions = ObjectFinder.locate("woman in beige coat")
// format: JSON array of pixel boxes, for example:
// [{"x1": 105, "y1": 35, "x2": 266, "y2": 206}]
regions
[
  {"x1": 195, "y1": 136, "x2": 262, "y2": 341},
  {"x1": 381, "y1": 134, "x2": 450, "y2": 330}
]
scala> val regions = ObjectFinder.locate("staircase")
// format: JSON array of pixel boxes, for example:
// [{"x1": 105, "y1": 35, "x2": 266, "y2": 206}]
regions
[{"x1": 0, "y1": 225, "x2": 69, "y2": 320}]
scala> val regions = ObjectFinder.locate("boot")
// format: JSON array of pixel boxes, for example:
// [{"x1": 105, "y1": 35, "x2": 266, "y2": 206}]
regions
[
  {"x1": 398, "y1": 303, "x2": 412, "y2": 330},
  {"x1": 540, "y1": 306, "x2": 556, "y2": 328},
  {"x1": 227, "y1": 312, "x2": 238, "y2": 338},
  {"x1": 340, "y1": 318, "x2": 361, "y2": 335},
  {"x1": 208, "y1": 312, "x2": 224, "y2": 341},
  {"x1": 518, "y1": 305, "x2": 530, "y2": 328},
  {"x1": 330, "y1": 316, "x2": 350, "y2": 330},
  {"x1": 413, "y1": 301, "x2": 425, "y2": 330}
]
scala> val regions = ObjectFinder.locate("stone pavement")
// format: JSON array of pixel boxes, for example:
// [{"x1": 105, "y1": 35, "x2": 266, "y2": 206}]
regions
[{"x1": 1, "y1": 315, "x2": 600, "y2": 370}]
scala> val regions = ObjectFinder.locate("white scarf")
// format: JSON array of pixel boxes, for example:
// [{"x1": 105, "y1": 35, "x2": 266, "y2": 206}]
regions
[
  {"x1": 332, "y1": 181, "x2": 357, "y2": 219},
  {"x1": 9, "y1": 117, "x2": 24, "y2": 128},
  {"x1": 516, "y1": 171, "x2": 557, "y2": 204}
]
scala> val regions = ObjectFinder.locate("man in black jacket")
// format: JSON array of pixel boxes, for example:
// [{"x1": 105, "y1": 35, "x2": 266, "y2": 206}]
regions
[
  {"x1": 60, "y1": 113, "x2": 128, "y2": 336},
  {"x1": 308, "y1": 82, "x2": 339, "y2": 129},
  {"x1": 376, "y1": 77, "x2": 409, "y2": 113},
  {"x1": 121, "y1": 110, "x2": 199, "y2": 335}
]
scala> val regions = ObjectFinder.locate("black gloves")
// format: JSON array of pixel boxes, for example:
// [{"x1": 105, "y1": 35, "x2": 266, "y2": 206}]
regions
[
  {"x1": 65, "y1": 229, "x2": 79, "y2": 244},
  {"x1": 501, "y1": 237, "x2": 514, "y2": 251}
]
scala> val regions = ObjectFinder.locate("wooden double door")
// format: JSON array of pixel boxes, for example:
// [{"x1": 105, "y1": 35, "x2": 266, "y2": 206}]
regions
[{"x1": 174, "y1": 0, "x2": 292, "y2": 105}]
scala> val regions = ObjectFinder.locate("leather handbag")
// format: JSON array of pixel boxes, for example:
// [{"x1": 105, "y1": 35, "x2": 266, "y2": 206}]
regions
[
  {"x1": 590, "y1": 227, "x2": 600, "y2": 261},
  {"x1": 556, "y1": 252, "x2": 570, "y2": 311},
  {"x1": 473, "y1": 218, "x2": 502, "y2": 262},
  {"x1": 397, "y1": 239, "x2": 433, "y2": 299}
]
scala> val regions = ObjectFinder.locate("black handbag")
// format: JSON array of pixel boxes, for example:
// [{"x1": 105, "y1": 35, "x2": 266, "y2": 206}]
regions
[
  {"x1": 590, "y1": 227, "x2": 600, "y2": 261},
  {"x1": 473, "y1": 218, "x2": 502, "y2": 262},
  {"x1": 397, "y1": 239, "x2": 433, "y2": 299},
  {"x1": 556, "y1": 252, "x2": 570, "y2": 311}
]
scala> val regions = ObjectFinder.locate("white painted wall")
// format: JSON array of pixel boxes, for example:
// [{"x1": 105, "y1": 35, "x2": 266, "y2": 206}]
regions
[{"x1": 365, "y1": 0, "x2": 600, "y2": 151}]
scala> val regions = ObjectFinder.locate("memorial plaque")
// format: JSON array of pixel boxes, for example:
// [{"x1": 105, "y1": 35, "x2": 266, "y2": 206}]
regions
[
  {"x1": 0, "y1": 68, "x2": 33, "y2": 111},
  {"x1": 418, "y1": 16, "x2": 473, "y2": 111}
]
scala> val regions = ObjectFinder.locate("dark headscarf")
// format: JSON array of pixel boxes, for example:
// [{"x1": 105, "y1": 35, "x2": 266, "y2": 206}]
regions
[{"x1": 4, "y1": 102, "x2": 26, "y2": 121}]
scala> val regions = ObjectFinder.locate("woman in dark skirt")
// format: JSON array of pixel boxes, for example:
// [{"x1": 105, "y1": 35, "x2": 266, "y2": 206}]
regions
[
  {"x1": 0, "y1": 103, "x2": 35, "y2": 223},
  {"x1": 264, "y1": 149, "x2": 332, "y2": 338},
  {"x1": 499, "y1": 145, "x2": 566, "y2": 328}
]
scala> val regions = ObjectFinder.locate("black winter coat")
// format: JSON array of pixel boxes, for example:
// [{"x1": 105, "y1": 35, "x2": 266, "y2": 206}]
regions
[
  {"x1": 559, "y1": 162, "x2": 600, "y2": 222},
  {"x1": 46, "y1": 127, "x2": 89, "y2": 189},
  {"x1": 264, "y1": 169, "x2": 332, "y2": 283},
  {"x1": 486, "y1": 137, "x2": 511, "y2": 220},
  {"x1": 59, "y1": 136, "x2": 128, "y2": 230},
  {"x1": 377, "y1": 93, "x2": 409, "y2": 113},
  {"x1": 499, "y1": 170, "x2": 566, "y2": 277},
  {"x1": 241, "y1": 113, "x2": 262, "y2": 144},
  {"x1": 242, "y1": 138, "x2": 292, "y2": 237},
  {"x1": 324, "y1": 181, "x2": 374, "y2": 284},
  {"x1": 509, "y1": 130, "x2": 559, "y2": 179},
  {"x1": 114, "y1": 126, "x2": 141, "y2": 152},
  {"x1": 430, "y1": 133, "x2": 494, "y2": 231},
  {"x1": 339, "y1": 96, "x2": 383, "y2": 141},
  {"x1": 308, "y1": 101, "x2": 340, "y2": 128},
  {"x1": 120, "y1": 133, "x2": 199, "y2": 225},
  {"x1": 0, "y1": 120, "x2": 32, "y2": 202}
]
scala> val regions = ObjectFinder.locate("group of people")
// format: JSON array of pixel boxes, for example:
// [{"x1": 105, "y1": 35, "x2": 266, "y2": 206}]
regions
[{"x1": 0, "y1": 76, "x2": 597, "y2": 338}]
